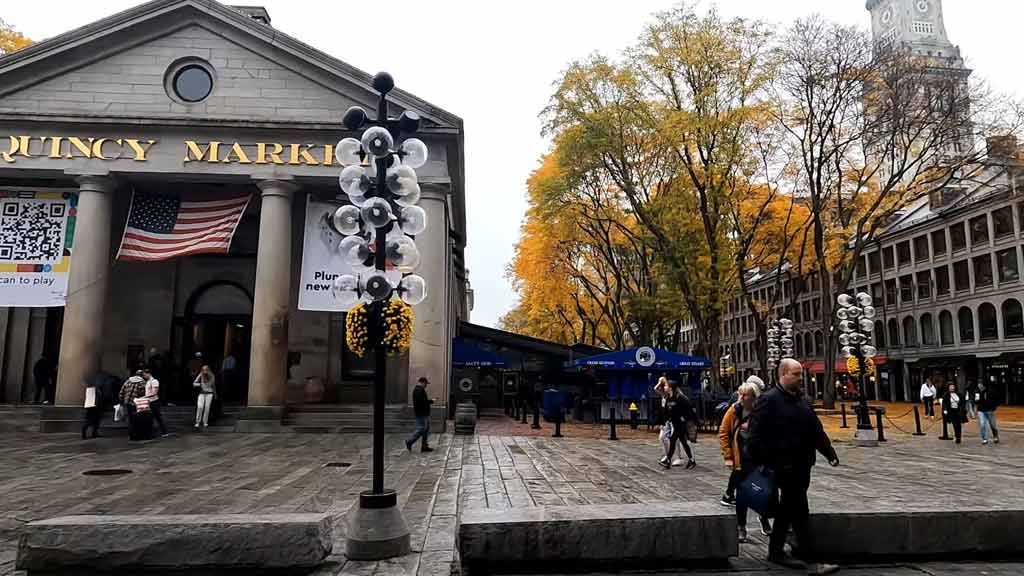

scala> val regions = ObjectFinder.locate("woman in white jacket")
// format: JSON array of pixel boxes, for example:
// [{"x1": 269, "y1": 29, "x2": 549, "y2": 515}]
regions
[{"x1": 193, "y1": 365, "x2": 217, "y2": 429}]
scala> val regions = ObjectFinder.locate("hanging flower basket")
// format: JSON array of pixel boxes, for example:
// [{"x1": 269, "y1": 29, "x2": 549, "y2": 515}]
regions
[
  {"x1": 345, "y1": 300, "x2": 414, "y2": 358},
  {"x1": 846, "y1": 356, "x2": 875, "y2": 376}
]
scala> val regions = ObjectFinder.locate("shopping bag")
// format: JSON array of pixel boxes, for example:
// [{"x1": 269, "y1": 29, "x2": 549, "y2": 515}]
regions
[
  {"x1": 737, "y1": 467, "x2": 778, "y2": 518},
  {"x1": 113, "y1": 403, "x2": 124, "y2": 422},
  {"x1": 659, "y1": 421, "x2": 673, "y2": 452}
]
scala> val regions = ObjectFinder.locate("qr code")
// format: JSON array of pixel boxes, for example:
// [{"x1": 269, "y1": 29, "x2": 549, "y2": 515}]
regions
[{"x1": 0, "y1": 200, "x2": 68, "y2": 264}]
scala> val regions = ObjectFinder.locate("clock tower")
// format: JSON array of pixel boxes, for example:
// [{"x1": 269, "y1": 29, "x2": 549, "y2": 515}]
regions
[{"x1": 866, "y1": 0, "x2": 963, "y2": 67}]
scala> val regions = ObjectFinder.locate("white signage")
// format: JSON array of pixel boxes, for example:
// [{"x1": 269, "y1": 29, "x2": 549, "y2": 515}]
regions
[{"x1": 0, "y1": 192, "x2": 77, "y2": 307}]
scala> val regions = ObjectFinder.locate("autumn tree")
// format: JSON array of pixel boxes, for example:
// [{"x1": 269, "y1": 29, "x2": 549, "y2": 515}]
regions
[
  {"x1": 0, "y1": 18, "x2": 32, "y2": 56},
  {"x1": 775, "y1": 16, "x2": 1022, "y2": 407}
]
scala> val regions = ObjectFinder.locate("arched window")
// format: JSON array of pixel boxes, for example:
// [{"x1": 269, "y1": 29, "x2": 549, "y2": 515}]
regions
[
  {"x1": 804, "y1": 333, "x2": 814, "y2": 356},
  {"x1": 958, "y1": 306, "x2": 975, "y2": 343},
  {"x1": 743, "y1": 342, "x2": 749, "y2": 363},
  {"x1": 888, "y1": 318, "x2": 900, "y2": 347},
  {"x1": 979, "y1": 303, "x2": 998, "y2": 341},
  {"x1": 920, "y1": 313, "x2": 936, "y2": 346},
  {"x1": 903, "y1": 316, "x2": 918, "y2": 347},
  {"x1": 1002, "y1": 299, "x2": 1024, "y2": 339},
  {"x1": 939, "y1": 311, "x2": 954, "y2": 345},
  {"x1": 795, "y1": 333, "x2": 804, "y2": 357},
  {"x1": 814, "y1": 331, "x2": 824, "y2": 356},
  {"x1": 874, "y1": 320, "x2": 886, "y2": 348}
]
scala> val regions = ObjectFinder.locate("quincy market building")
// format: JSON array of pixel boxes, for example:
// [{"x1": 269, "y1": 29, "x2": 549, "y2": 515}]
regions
[{"x1": 0, "y1": 0, "x2": 470, "y2": 426}]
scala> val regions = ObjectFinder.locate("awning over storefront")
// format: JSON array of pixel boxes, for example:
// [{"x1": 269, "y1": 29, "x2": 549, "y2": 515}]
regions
[
  {"x1": 570, "y1": 347, "x2": 712, "y2": 371},
  {"x1": 806, "y1": 356, "x2": 889, "y2": 374},
  {"x1": 452, "y1": 339, "x2": 509, "y2": 368}
]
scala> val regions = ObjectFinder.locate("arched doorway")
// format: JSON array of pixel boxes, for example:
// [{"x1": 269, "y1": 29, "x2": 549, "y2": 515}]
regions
[{"x1": 182, "y1": 281, "x2": 253, "y2": 404}]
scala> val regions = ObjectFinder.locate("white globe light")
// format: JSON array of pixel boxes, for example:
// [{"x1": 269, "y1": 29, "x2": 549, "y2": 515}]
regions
[
  {"x1": 838, "y1": 333, "x2": 850, "y2": 346},
  {"x1": 839, "y1": 346, "x2": 854, "y2": 359},
  {"x1": 361, "y1": 197, "x2": 393, "y2": 229},
  {"x1": 339, "y1": 165, "x2": 371, "y2": 197},
  {"x1": 781, "y1": 337, "x2": 793, "y2": 347},
  {"x1": 398, "y1": 138, "x2": 428, "y2": 168},
  {"x1": 839, "y1": 320, "x2": 856, "y2": 333},
  {"x1": 849, "y1": 332, "x2": 866, "y2": 345},
  {"x1": 361, "y1": 126, "x2": 393, "y2": 159},
  {"x1": 347, "y1": 193, "x2": 368, "y2": 208},
  {"x1": 339, "y1": 236, "x2": 370, "y2": 266},
  {"x1": 331, "y1": 274, "x2": 360, "y2": 306},
  {"x1": 362, "y1": 273, "x2": 393, "y2": 301},
  {"x1": 767, "y1": 329, "x2": 779, "y2": 339},
  {"x1": 399, "y1": 274, "x2": 427, "y2": 305},
  {"x1": 387, "y1": 236, "x2": 421, "y2": 270},
  {"x1": 836, "y1": 309, "x2": 849, "y2": 320},
  {"x1": 398, "y1": 205, "x2": 427, "y2": 236},
  {"x1": 859, "y1": 318, "x2": 875, "y2": 332},
  {"x1": 395, "y1": 185, "x2": 421, "y2": 208},
  {"x1": 386, "y1": 164, "x2": 420, "y2": 197},
  {"x1": 856, "y1": 292, "x2": 873, "y2": 307},
  {"x1": 862, "y1": 305, "x2": 876, "y2": 319},
  {"x1": 837, "y1": 294, "x2": 854, "y2": 307},
  {"x1": 780, "y1": 318, "x2": 794, "y2": 329},
  {"x1": 335, "y1": 138, "x2": 362, "y2": 166},
  {"x1": 862, "y1": 345, "x2": 878, "y2": 358},
  {"x1": 848, "y1": 306, "x2": 862, "y2": 318},
  {"x1": 332, "y1": 205, "x2": 361, "y2": 236},
  {"x1": 771, "y1": 319, "x2": 781, "y2": 329}
]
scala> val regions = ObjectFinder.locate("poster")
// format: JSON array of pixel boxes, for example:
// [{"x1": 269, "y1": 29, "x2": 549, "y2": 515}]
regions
[
  {"x1": 297, "y1": 196, "x2": 400, "y2": 312},
  {"x1": 0, "y1": 191, "x2": 77, "y2": 307}
]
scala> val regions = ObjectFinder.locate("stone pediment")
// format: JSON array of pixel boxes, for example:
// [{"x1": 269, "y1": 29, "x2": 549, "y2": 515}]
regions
[{"x1": 0, "y1": 0, "x2": 461, "y2": 131}]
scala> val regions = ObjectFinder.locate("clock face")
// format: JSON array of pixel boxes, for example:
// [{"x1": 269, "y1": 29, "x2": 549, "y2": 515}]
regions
[{"x1": 916, "y1": 0, "x2": 930, "y2": 13}]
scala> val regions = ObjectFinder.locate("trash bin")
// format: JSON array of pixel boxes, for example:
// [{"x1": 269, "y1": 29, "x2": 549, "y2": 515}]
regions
[{"x1": 543, "y1": 389, "x2": 565, "y2": 423}]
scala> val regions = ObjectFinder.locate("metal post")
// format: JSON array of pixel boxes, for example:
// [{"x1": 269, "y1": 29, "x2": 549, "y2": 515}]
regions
[
  {"x1": 840, "y1": 402, "x2": 849, "y2": 429},
  {"x1": 371, "y1": 152, "x2": 388, "y2": 496},
  {"x1": 609, "y1": 406, "x2": 618, "y2": 440},
  {"x1": 553, "y1": 410, "x2": 563, "y2": 438},
  {"x1": 874, "y1": 408, "x2": 885, "y2": 442},
  {"x1": 856, "y1": 354, "x2": 872, "y2": 430},
  {"x1": 913, "y1": 405, "x2": 925, "y2": 436}
]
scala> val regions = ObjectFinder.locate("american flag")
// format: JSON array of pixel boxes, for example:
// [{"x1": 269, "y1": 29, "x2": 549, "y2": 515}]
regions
[{"x1": 117, "y1": 191, "x2": 251, "y2": 261}]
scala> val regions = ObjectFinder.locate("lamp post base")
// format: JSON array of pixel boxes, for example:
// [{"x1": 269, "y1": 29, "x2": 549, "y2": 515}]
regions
[
  {"x1": 853, "y1": 428, "x2": 879, "y2": 447},
  {"x1": 345, "y1": 490, "x2": 411, "y2": 560}
]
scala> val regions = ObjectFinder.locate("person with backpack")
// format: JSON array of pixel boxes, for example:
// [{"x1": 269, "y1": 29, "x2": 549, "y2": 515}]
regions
[
  {"x1": 658, "y1": 379, "x2": 696, "y2": 470},
  {"x1": 718, "y1": 380, "x2": 772, "y2": 542},
  {"x1": 976, "y1": 381, "x2": 1000, "y2": 445}
]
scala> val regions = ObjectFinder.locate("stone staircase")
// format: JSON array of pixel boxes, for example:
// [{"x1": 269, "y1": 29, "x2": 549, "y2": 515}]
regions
[
  {"x1": 282, "y1": 404, "x2": 444, "y2": 434},
  {"x1": 37, "y1": 404, "x2": 240, "y2": 434},
  {"x1": 0, "y1": 404, "x2": 43, "y2": 433}
]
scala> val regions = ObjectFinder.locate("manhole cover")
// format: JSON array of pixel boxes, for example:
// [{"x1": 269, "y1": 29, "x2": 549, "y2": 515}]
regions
[
  {"x1": 323, "y1": 462, "x2": 351, "y2": 468},
  {"x1": 82, "y1": 469, "x2": 133, "y2": 476}
]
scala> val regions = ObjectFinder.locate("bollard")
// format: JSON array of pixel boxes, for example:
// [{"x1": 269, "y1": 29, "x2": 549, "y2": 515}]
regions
[
  {"x1": 840, "y1": 402, "x2": 849, "y2": 429},
  {"x1": 552, "y1": 410, "x2": 564, "y2": 438},
  {"x1": 532, "y1": 403, "x2": 541, "y2": 430},
  {"x1": 938, "y1": 414, "x2": 951, "y2": 440},
  {"x1": 913, "y1": 405, "x2": 925, "y2": 436},
  {"x1": 609, "y1": 406, "x2": 618, "y2": 441},
  {"x1": 874, "y1": 408, "x2": 886, "y2": 442}
]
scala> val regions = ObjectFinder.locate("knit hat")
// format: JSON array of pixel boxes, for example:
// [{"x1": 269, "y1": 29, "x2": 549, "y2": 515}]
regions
[{"x1": 745, "y1": 375, "x2": 766, "y2": 390}]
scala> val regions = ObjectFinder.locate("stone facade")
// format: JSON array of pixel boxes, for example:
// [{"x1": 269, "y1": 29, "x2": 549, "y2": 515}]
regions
[{"x1": 0, "y1": 0, "x2": 469, "y2": 414}]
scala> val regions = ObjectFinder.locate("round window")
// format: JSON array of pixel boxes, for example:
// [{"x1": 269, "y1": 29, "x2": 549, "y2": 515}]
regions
[{"x1": 173, "y1": 65, "x2": 213, "y2": 103}]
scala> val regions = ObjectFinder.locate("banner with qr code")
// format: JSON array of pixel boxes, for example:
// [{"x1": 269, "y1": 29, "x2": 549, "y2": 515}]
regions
[{"x1": 0, "y1": 192, "x2": 78, "y2": 307}]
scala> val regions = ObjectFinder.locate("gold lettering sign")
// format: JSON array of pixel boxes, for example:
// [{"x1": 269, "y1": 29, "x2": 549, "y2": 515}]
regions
[{"x1": 2, "y1": 135, "x2": 337, "y2": 167}]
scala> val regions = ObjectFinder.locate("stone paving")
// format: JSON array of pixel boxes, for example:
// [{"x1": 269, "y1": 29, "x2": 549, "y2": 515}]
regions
[{"x1": 1, "y1": 418, "x2": 1023, "y2": 575}]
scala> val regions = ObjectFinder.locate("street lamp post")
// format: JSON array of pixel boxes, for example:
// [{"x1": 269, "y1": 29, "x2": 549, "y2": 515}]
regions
[
  {"x1": 331, "y1": 72, "x2": 430, "y2": 559},
  {"x1": 766, "y1": 317, "x2": 794, "y2": 386},
  {"x1": 836, "y1": 292, "x2": 879, "y2": 446}
]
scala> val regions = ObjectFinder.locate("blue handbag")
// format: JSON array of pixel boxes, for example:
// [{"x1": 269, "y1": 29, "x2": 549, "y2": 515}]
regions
[{"x1": 737, "y1": 467, "x2": 778, "y2": 517}]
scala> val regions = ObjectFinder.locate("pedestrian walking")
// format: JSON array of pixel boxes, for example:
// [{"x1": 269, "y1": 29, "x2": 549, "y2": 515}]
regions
[
  {"x1": 748, "y1": 358, "x2": 840, "y2": 575},
  {"x1": 82, "y1": 374, "x2": 103, "y2": 439},
  {"x1": 976, "y1": 382, "x2": 1000, "y2": 445},
  {"x1": 920, "y1": 379, "x2": 937, "y2": 419},
  {"x1": 141, "y1": 368, "x2": 168, "y2": 437},
  {"x1": 942, "y1": 382, "x2": 966, "y2": 444},
  {"x1": 718, "y1": 380, "x2": 772, "y2": 542},
  {"x1": 192, "y1": 365, "x2": 216, "y2": 429},
  {"x1": 405, "y1": 377, "x2": 434, "y2": 453},
  {"x1": 118, "y1": 373, "x2": 147, "y2": 441},
  {"x1": 658, "y1": 379, "x2": 696, "y2": 470},
  {"x1": 33, "y1": 355, "x2": 52, "y2": 404}
]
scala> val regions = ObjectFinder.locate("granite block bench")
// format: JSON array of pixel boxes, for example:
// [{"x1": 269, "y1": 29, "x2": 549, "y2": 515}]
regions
[
  {"x1": 458, "y1": 502, "x2": 736, "y2": 574},
  {"x1": 17, "y1": 513, "x2": 333, "y2": 573}
]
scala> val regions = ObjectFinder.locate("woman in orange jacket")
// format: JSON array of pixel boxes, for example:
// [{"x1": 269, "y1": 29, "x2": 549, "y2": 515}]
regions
[{"x1": 718, "y1": 380, "x2": 772, "y2": 542}]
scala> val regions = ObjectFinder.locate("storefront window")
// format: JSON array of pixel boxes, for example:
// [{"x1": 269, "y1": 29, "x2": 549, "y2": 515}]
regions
[
  {"x1": 939, "y1": 311, "x2": 954, "y2": 345},
  {"x1": 958, "y1": 306, "x2": 975, "y2": 343},
  {"x1": 970, "y1": 214, "x2": 990, "y2": 246},
  {"x1": 973, "y1": 254, "x2": 993, "y2": 288},
  {"x1": 1002, "y1": 299, "x2": 1024, "y2": 339},
  {"x1": 993, "y1": 206, "x2": 1014, "y2": 239},
  {"x1": 950, "y1": 222, "x2": 967, "y2": 251},
  {"x1": 979, "y1": 302, "x2": 998, "y2": 341},
  {"x1": 997, "y1": 247, "x2": 1019, "y2": 283},
  {"x1": 931, "y1": 229, "x2": 947, "y2": 257}
]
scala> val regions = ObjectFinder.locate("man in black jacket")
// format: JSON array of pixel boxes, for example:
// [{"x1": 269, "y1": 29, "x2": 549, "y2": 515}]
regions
[
  {"x1": 748, "y1": 358, "x2": 839, "y2": 575},
  {"x1": 406, "y1": 377, "x2": 434, "y2": 453}
]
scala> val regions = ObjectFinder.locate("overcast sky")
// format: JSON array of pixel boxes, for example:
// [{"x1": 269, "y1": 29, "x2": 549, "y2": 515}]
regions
[{"x1": 4, "y1": 1, "x2": 1020, "y2": 328}]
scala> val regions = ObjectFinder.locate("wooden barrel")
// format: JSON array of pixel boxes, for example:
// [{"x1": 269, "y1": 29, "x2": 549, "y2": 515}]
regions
[{"x1": 454, "y1": 402, "x2": 477, "y2": 435}]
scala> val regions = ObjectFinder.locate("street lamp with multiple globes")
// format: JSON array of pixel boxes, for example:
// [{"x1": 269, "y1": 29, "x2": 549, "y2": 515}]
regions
[
  {"x1": 836, "y1": 292, "x2": 879, "y2": 435},
  {"x1": 766, "y1": 317, "x2": 794, "y2": 385},
  {"x1": 331, "y1": 71, "x2": 428, "y2": 560}
]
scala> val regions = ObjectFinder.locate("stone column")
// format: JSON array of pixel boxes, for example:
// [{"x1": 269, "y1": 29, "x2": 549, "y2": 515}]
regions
[
  {"x1": 407, "y1": 186, "x2": 450, "y2": 409},
  {"x1": 56, "y1": 174, "x2": 115, "y2": 406},
  {"x1": 247, "y1": 178, "x2": 298, "y2": 407}
]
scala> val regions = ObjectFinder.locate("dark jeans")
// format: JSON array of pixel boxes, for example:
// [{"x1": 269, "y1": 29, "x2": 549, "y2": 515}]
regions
[
  {"x1": 150, "y1": 400, "x2": 167, "y2": 435},
  {"x1": 923, "y1": 397, "x2": 934, "y2": 417},
  {"x1": 34, "y1": 377, "x2": 48, "y2": 403},
  {"x1": 407, "y1": 415, "x2": 430, "y2": 448},
  {"x1": 82, "y1": 407, "x2": 101, "y2": 438},
  {"x1": 726, "y1": 469, "x2": 742, "y2": 497},
  {"x1": 769, "y1": 467, "x2": 814, "y2": 561},
  {"x1": 950, "y1": 414, "x2": 962, "y2": 442},
  {"x1": 665, "y1": 421, "x2": 692, "y2": 462}
]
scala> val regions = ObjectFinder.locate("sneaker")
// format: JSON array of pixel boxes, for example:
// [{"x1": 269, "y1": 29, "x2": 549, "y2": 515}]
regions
[
  {"x1": 671, "y1": 458, "x2": 685, "y2": 466},
  {"x1": 982, "y1": 440, "x2": 989, "y2": 445},
  {"x1": 421, "y1": 446, "x2": 434, "y2": 453},
  {"x1": 194, "y1": 423, "x2": 200, "y2": 429},
  {"x1": 994, "y1": 437, "x2": 1000, "y2": 444},
  {"x1": 685, "y1": 459, "x2": 697, "y2": 469},
  {"x1": 737, "y1": 526, "x2": 748, "y2": 543},
  {"x1": 658, "y1": 459, "x2": 671, "y2": 470},
  {"x1": 810, "y1": 562, "x2": 841, "y2": 575},
  {"x1": 720, "y1": 494, "x2": 736, "y2": 507},
  {"x1": 760, "y1": 517, "x2": 772, "y2": 536}
]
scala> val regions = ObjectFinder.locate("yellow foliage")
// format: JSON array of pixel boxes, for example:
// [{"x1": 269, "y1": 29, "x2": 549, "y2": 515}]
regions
[
  {"x1": 345, "y1": 300, "x2": 413, "y2": 358},
  {"x1": 0, "y1": 19, "x2": 32, "y2": 56}
]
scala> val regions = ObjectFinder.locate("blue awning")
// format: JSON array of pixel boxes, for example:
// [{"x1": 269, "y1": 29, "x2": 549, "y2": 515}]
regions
[
  {"x1": 570, "y1": 347, "x2": 712, "y2": 371},
  {"x1": 452, "y1": 339, "x2": 509, "y2": 368}
]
